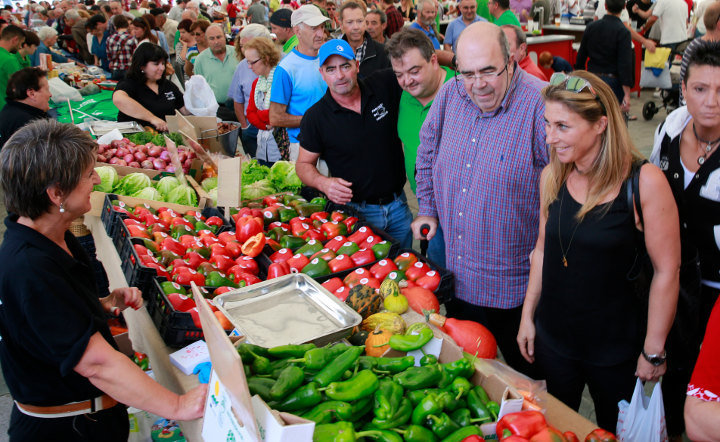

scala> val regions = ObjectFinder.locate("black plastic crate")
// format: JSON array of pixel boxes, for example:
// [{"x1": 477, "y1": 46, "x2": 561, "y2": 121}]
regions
[
  {"x1": 389, "y1": 248, "x2": 455, "y2": 305},
  {"x1": 324, "y1": 201, "x2": 364, "y2": 223},
  {"x1": 120, "y1": 234, "x2": 160, "y2": 301}
]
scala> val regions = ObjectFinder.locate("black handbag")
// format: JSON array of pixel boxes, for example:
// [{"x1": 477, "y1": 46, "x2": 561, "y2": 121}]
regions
[{"x1": 626, "y1": 160, "x2": 654, "y2": 300}]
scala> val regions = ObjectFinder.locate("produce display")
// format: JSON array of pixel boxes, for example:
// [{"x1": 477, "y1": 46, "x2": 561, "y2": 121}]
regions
[
  {"x1": 96, "y1": 137, "x2": 196, "y2": 173},
  {"x1": 125, "y1": 131, "x2": 185, "y2": 147},
  {"x1": 217, "y1": 121, "x2": 239, "y2": 135},
  {"x1": 95, "y1": 168, "x2": 199, "y2": 206},
  {"x1": 238, "y1": 160, "x2": 303, "y2": 199}
]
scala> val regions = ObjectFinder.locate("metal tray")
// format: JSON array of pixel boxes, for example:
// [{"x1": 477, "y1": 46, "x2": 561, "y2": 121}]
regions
[
  {"x1": 213, "y1": 273, "x2": 361, "y2": 348},
  {"x1": 89, "y1": 121, "x2": 144, "y2": 136}
]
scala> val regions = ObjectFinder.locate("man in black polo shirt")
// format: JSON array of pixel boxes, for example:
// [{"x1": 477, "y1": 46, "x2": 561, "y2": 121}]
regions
[
  {"x1": 0, "y1": 67, "x2": 50, "y2": 149},
  {"x1": 296, "y1": 39, "x2": 412, "y2": 248}
]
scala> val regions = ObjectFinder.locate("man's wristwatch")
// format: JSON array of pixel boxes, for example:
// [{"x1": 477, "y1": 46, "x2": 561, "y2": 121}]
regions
[{"x1": 642, "y1": 349, "x2": 667, "y2": 366}]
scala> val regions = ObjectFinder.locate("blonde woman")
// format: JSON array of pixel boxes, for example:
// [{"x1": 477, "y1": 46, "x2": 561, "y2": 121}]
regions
[{"x1": 517, "y1": 70, "x2": 680, "y2": 432}]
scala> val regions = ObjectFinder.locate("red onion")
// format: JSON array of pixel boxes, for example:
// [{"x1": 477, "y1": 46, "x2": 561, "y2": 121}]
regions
[
  {"x1": 183, "y1": 158, "x2": 193, "y2": 168},
  {"x1": 129, "y1": 161, "x2": 141, "y2": 168},
  {"x1": 153, "y1": 158, "x2": 166, "y2": 170},
  {"x1": 116, "y1": 159, "x2": 128, "y2": 166},
  {"x1": 110, "y1": 140, "x2": 122, "y2": 149},
  {"x1": 97, "y1": 145, "x2": 107, "y2": 154},
  {"x1": 165, "y1": 165, "x2": 176, "y2": 173},
  {"x1": 149, "y1": 146, "x2": 162, "y2": 157},
  {"x1": 141, "y1": 159, "x2": 154, "y2": 169},
  {"x1": 97, "y1": 154, "x2": 108, "y2": 162},
  {"x1": 116, "y1": 148, "x2": 128, "y2": 157},
  {"x1": 106, "y1": 148, "x2": 117, "y2": 157},
  {"x1": 138, "y1": 145, "x2": 149, "y2": 154},
  {"x1": 159, "y1": 151, "x2": 171, "y2": 161},
  {"x1": 123, "y1": 153, "x2": 134, "y2": 163},
  {"x1": 108, "y1": 157, "x2": 120, "y2": 165},
  {"x1": 134, "y1": 151, "x2": 147, "y2": 162}
]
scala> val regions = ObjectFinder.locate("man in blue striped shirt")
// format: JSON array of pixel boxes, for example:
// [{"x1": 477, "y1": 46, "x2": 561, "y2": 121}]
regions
[{"x1": 412, "y1": 21, "x2": 547, "y2": 376}]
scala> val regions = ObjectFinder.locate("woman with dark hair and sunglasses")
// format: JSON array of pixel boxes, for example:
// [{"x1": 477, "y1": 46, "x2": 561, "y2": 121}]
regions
[
  {"x1": 112, "y1": 43, "x2": 189, "y2": 131},
  {"x1": 517, "y1": 70, "x2": 680, "y2": 432}
]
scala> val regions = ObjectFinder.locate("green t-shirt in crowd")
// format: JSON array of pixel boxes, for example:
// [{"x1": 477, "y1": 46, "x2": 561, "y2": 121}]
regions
[
  {"x1": 16, "y1": 53, "x2": 30, "y2": 68},
  {"x1": 0, "y1": 48, "x2": 23, "y2": 110},
  {"x1": 193, "y1": 46, "x2": 239, "y2": 104},
  {"x1": 397, "y1": 66, "x2": 454, "y2": 193},
  {"x1": 477, "y1": 0, "x2": 493, "y2": 22},
  {"x1": 283, "y1": 35, "x2": 298, "y2": 53},
  {"x1": 494, "y1": 9, "x2": 521, "y2": 26}
]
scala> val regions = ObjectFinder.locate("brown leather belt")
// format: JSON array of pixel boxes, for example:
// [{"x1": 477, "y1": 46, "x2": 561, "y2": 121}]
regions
[{"x1": 16, "y1": 395, "x2": 118, "y2": 418}]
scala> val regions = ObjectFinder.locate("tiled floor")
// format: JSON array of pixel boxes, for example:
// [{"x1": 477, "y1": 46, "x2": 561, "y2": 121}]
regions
[{"x1": 0, "y1": 90, "x2": 676, "y2": 439}]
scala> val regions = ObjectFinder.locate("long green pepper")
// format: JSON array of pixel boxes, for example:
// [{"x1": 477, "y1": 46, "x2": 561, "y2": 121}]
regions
[
  {"x1": 373, "y1": 379, "x2": 404, "y2": 420},
  {"x1": 425, "y1": 412, "x2": 461, "y2": 438},
  {"x1": 393, "y1": 425, "x2": 438, "y2": 442},
  {"x1": 370, "y1": 397, "x2": 412, "y2": 429},
  {"x1": 393, "y1": 364, "x2": 442, "y2": 390},
  {"x1": 314, "y1": 346, "x2": 364, "y2": 387},
  {"x1": 411, "y1": 393, "x2": 443, "y2": 425},
  {"x1": 440, "y1": 425, "x2": 482, "y2": 442},
  {"x1": 270, "y1": 365, "x2": 305, "y2": 400},
  {"x1": 276, "y1": 382, "x2": 323, "y2": 411},
  {"x1": 302, "y1": 401, "x2": 353, "y2": 424},
  {"x1": 268, "y1": 343, "x2": 316, "y2": 359},
  {"x1": 325, "y1": 370, "x2": 379, "y2": 402}
]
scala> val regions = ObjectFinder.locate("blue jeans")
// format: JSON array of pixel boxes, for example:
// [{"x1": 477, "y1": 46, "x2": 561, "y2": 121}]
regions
[
  {"x1": 427, "y1": 224, "x2": 446, "y2": 268},
  {"x1": 347, "y1": 194, "x2": 413, "y2": 249},
  {"x1": 241, "y1": 124, "x2": 259, "y2": 158}
]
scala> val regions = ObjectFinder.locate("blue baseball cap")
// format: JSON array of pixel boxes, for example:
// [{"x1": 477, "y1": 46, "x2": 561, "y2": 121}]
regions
[{"x1": 318, "y1": 39, "x2": 355, "y2": 66}]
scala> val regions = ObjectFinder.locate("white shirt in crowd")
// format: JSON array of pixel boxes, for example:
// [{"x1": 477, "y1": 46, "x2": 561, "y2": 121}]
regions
[{"x1": 652, "y1": 0, "x2": 688, "y2": 45}]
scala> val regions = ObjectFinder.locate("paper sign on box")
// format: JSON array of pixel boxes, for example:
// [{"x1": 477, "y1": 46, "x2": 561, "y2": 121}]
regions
[{"x1": 169, "y1": 340, "x2": 210, "y2": 376}]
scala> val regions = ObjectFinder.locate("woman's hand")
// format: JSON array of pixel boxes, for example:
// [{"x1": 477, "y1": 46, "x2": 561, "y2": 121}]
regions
[
  {"x1": 165, "y1": 63, "x2": 175, "y2": 77},
  {"x1": 103, "y1": 287, "x2": 143, "y2": 315},
  {"x1": 636, "y1": 355, "x2": 666, "y2": 381},
  {"x1": 517, "y1": 316, "x2": 536, "y2": 363},
  {"x1": 150, "y1": 116, "x2": 169, "y2": 132}
]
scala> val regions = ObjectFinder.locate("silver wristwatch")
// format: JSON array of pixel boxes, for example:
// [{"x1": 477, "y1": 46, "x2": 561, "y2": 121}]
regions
[{"x1": 642, "y1": 349, "x2": 667, "y2": 366}]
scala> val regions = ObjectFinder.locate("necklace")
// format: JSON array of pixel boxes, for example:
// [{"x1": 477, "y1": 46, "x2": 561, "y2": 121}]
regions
[
  {"x1": 558, "y1": 187, "x2": 581, "y2": 268},
  {"x1": 692, "y1": 122, "x2": 720, "y2": 166}
]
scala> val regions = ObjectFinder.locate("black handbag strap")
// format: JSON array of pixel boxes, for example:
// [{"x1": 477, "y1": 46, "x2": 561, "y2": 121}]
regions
[{"x1": 627, "y1": 159, "x2": 648, "y2": 229}]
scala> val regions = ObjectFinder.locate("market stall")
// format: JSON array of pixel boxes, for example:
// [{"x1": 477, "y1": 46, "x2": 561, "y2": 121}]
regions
[{"x1": 527, "y1": 34, "x2": 576, "y2": 67}]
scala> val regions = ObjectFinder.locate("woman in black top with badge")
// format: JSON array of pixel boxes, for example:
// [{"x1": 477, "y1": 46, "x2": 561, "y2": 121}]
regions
[
  {"x1": 517, "y1": 71, "x2": 680, "y2": 432},
  {"x1": 0, "y1": 120, "x2": 207, "y2": 441},
  {"x1": 112, "y1": 43, "x2": 189, "y2": 132},
  {"x1": 650, "y1": 41, "x2": 720, "y2": 439}
]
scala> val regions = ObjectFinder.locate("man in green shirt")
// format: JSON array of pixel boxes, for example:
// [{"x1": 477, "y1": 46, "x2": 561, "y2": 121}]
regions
[
  {"x1": 0, "y1": 25, "x2": 26, "y2": 110},
  {"x1": 16, "y1": 30, "x2": 39, "y2": 69},
  {"x1": 193, "y1": 24, "x2": 239, "y2": 121},
  {"x1": 477, "y1": 0, "x2": 494, "y2": 21},
  {"x1": 270, "y1": 9, "x2": 298, "y2": 53},
  {"x1": 387, "y1": 28, "x2": 453, "y2": 267},
  {"x1": 490, "y1": 0, "x2": 521, "y2": 26}
]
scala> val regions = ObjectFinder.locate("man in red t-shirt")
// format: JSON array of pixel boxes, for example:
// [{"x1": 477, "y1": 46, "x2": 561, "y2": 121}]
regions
[{"x1": 501, "y1": 24, "x2": 547, "y2": 81}]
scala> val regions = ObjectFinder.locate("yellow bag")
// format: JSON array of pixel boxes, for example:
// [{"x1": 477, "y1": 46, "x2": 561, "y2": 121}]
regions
[{"x1": 644, "y1": 47, "x2": 672, "y2": 69}]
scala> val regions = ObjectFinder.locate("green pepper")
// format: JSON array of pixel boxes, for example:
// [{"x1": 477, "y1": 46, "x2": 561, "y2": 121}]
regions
[
  {"x1": 370, "y1": 397, "x2": 412, "y2": 429},
  {"x1": 449, "y1": 408, "x2": 488, "y2": 427},
  {"x1": 373, "y1": 356, "x2": 415, "y2": 374},
  {"x1": 302, "y1": 400, "x2": 353, "y2": 424},
  {"x1": 336, "y1": 241, "x2": 360, "y2": 256},
  {"x1": 407, "y1": 388, "x2": 444, "y2": 406},
  {"x1": 389, "y1": 328, "x2": 434, "y2": 352},
  {"x1": 325, "y1": 369, "x2": 379, "y2": 402},
  {"x1": 236, "y1": 343, "x2": 269, "y2": 361},
  {"x1": 279, "y1": 208, "x2": 299, "y2": 223},
  {"x1": 441, "y1": 358, "x2": 474, "y2": 379},
  {"x1": 310, "y1": 197, "x2": 328, "y2": 207},
  {"x1": 393, "y1": 424, "x2": 438, "y2": 442},
  {"x1": 411, "y1": 393, "x2": 443, "y2": 425},
  {"x1": 371, "y1": 241, "x2": 392, "y2": 259},
  {"x1": 486, "y1": 400, "x2": 499, "y2": 421},
  {"x1": 314, "y1": 346, "x2": 364, "y2": 387},
  {"x1": 362, "y1": 430, "x2": 403, "y2": 442},
  {"x1": 426, "y1": 413, "x2": 461, "y2": 438},
  {"x1": 244, "y1": 364, "x2": 252, "y2": 378},
  {"x1": 248, "y1": 377, "x2": 275, "y2": 402},
  {"x1": 393, "y1": 365, "x2": 442, "y2": 390},
  {"x1": 252, "y1": 354, "x2": 271, "y2": 375},
  {"x1": 295, "y1": 240, "x2": 323, "y2": 258},
  {"x1": 373, "y1": 379, "x2": 404, "y2": 420},
  {"x1": 267, "y1": 226, "x2": 290, "y2": 241},
  {"x1": 270, "y1": 365, "x2": 305, "y2": 400},
  {"x1": 280, "y1": 235, "x2": 307, "y2": 251},
  {"x1": 437, "y1": 366, "x2": 456, "y2": 389},
  {"x1": 302, "y1": 257, "x2": 332, "y2": 278},
  {"x1": 357, "y1": 356, "x2": 379, "y2": 371},
  {"x1": 312, "y1": 422, "x2": 395, "y2": 442},
  {"x1": 348, "y1": 395, "x2": 374, "y2": 422},
  {"x1": 297, "y1": 202, "x2": 324, "y2": 217},
  {"x1": 473, "y1": 385, "x2": 491, "y2": 405},
  {"x1": 436, "y1": 390, "x2": 465, "y2": 412},
  {"x1": 291, "y1": 344, "x2": 348, "y2": 371},
  {"x1": 466, "y1": 390, "x2": 492, "y2": 423},
  {"x1": 449, "y1": 377, "x2": 473, "y2": 400},
  {"x1": 440, "y1": 426, "x2": 482, "y2": 442},
  {"x1": 206, "y1": 270, "x2": 237, "y2": 288},
  {"x1": 282, "y1": 194, "x2": 301, "y2": 205},
  {"x1": 268, "y1": 343, "x2": 316, "y2": 359},
  {"x1": 420, "y1": 354, "x2": 438, "y2": 366},
  {"x1": 276, "y1": 382, "x2": 323, "y2": 411}
]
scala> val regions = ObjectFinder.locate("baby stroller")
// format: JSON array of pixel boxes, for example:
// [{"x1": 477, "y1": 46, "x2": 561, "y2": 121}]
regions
[{"x1": 642, "y1": 42, "x2": 690, "y2": 121}]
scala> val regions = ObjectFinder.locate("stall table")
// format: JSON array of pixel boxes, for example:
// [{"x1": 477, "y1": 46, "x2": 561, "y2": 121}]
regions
[
  {"x1": 527, "y1": 34, "x2": 576, "y2": 67},
  {"x1": 541, "y1": 23, "x2": 586, "y2": 42}
]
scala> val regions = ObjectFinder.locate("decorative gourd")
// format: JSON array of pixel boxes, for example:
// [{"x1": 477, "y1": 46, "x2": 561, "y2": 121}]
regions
[
  {"x1": 361, "y1": 312, "x2": 406, "y2": 334},
  {"x1": 345, "y1": 284, "x2": 383, "y2": 319},
  {"x1": 365, "y1": 327, "x2": 393, "y2": 357},
  {"x1": 379, "y1": 279, "x2": 400, "y2": 298},
  {"x1": 348, "y1": 328, "x2": 370, "y2": 346},
  {"x1": 427, "y1": 313, "x2": 497, "y2": 359},
  {"x1": 401, "y1": 286, "x2": 440, "y2": 315},
  {"x1": 383, "y1": 292, "x2": 409, "y2": 314}
]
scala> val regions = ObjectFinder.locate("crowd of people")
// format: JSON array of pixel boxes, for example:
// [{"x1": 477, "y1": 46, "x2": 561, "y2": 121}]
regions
[{"x1": 0, "y1": 0, "x2": 718, "y2": 440}]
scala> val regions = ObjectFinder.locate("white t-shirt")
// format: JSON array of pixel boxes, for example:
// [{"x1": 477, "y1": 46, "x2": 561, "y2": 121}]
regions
[
  {"x1": 694, "y1": 0, "x2": 713, "y2": 35},
  {"x1": 653, "y1": 0, "x2": 688, "y2": 44},
  {"x1": 594, "y1": 0, "x2": 630, "y2": 23}
]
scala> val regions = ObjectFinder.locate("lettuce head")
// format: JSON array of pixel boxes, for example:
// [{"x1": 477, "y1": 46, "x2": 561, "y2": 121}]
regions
[
  {"x1": 167, "y1": 184, "x2": 198, "y2": 206},
  {"x1": 93, "y1": 166, "x2": 119, "y2": 193},
  {"x1": 117, "y1": 173, "x2": 152, "y2": 196},
  {"x1": 156, "y1": 176, "x2": 181, "y2": 198}
]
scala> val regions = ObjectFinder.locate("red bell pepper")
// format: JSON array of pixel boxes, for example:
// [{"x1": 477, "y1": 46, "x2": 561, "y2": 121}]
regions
[
  {"x1": 200, "y1": 234, "x2": 221, "y2": 248},
  {"x1": 357, "y1": 276, "x2": 381, "y2": 290},
  {"x1": 145, "y1": 262, "x2": 170, "y2": 279},
  {"x1": 333, "y1": 285, "x2": 350, "y2": 301},
  {"x1": 152, "y1": 231, "x2": 169, "y2": 243},
  {"x1": 287, "y1": 253, "x2": 311, "y2": 272},
  {"x1": 343, "y1": 216, "x2": 358, "y2": 232},
  {"x1": 502, "y1": 437, "x2": 530, "y2": 442},
  {"x1": 234, "y1": 255, "x2": 259, "y2": 275},
  {"x1": 265, "y1": 238, "x2": 281, "y2": 252},
  {"x1": 394, "y1": 252, "x2": 419, "y2": 272},
  {"x1": 214, "y1": 286, "x2": 236, "y2": 297},
  {"x1": 231, "y1": 269, "x2": 262, "y2": 286},
  {"x1": 405, "y1": 261, "x2": 432, "y2": 281},
  {"x1": 350, "y1": 249, "x2": 376, "y2": 266},
  {"x1": 223, "y1": 241, "x2": 242, "y2": 259},
  {"x1": 360, "y1": 234, "x2": 382, "y2": 249},
  {"x1": 124, "y1": 218, "x2": 144, "y2": 228},
  {"x1": 496, "y1": 411, "x2": 548, "y2": 440},
  {"x1": 462, "y1": 437, "x2": 485, "y2": 442},
  {"x1": 416, "y1": 270, "x2": 441, "y2": 292},
  {"x1": 173, "y1": 267, "x2": 206, "y2": 286},
  {"x1": 139, "y1": 254, "x2": 160, "y2": 266},
  {"x1": 321, "y1": 277, "x2": 344, "y2": 293},
  {"x1": 311, "y1": 211, "x2": 329, "y2": 222},
  {"x1": 218, "y1": 231, "x2": 237, "y2": 246},
  {"x1": 171, "y1": 217, "x2": 195, "y2": 230},
  {"x1": 564, "y1": 432, "x2": 579, "y2": 442},
  {"x1": 267, "y1": 261, "x2": 291, "y2": 279},
  {"x1": 263, "y1": 195, "x2": 280, "y2": 206},
  {"x1": 529, "y1": 427, "x2": 566, "y2": 442},
  {"x1": 209, "y1": 243, "x2": 229, "y2": 258},
  {"x1": 288, "y1": 216, "x2": 308, "y2": 230},
  {"x1": 206, "y1": 216, "x2": 224, "y2": 229},
  {"x1": 134, "y1": 244, "x2": 152, "y2": 257},
  {"x1": 270, "y1": 248, "x2": 293, "y2": 263},
  {"x1": 369, "y1": 259, "x2": 398, "y2": 280},
  {"x1": 267, "y1": 221, "x2": 291, "y2": 231},
  {"x1": 179, "y1": 234, "x2": 201, "y2": 249},
  {"x1": 584, "y1": 429, "x2": 617, "y2": 442},
  {"x1": 321, "y1": 221, "x2": 347, "y2": 239},
  {"x1": 330, "y1": 210, "x2": 347, "y2": 222},
  {"x1": 241, "y1": 233, "x2": 265, "y2": 258},
  {"x1": 310, "y1": 248, "x2": 337, "y2": 262},
  {"x1": 236, "y1": 216, "x2": 263, "y2": 244},
  {"x1": 325, "y1": 235, "x2": 348, "y2": 252},
  {"x1": 161, "y1": 237, "x2": 187, "y2": 257},
  {"x1": 291, "y1": 221, "x2": 311, "y2": 238},
  {"x1": 347, "y1": 226, "x2": 372, "y2": 244},
  {"x1": 328, "y1": 255, "x2": 355, "y2": 273},
  {"x1": 127, "y1": 224, "x2": 151, "y2": 239},
  {"x1": 209, "y1": 254, "x2": 235, "y2": 273},
  {"x1": 302, "y1": 228, "x2": 325, "y2": 242}
]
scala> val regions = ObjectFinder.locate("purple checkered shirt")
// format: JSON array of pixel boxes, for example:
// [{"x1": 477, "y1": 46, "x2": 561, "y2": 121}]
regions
[
  {"x1": 107, "y1": 31, "x2": 136, "y2": 71},
  {"x1": 416, "y1": 67, "x2": 549, "y2": 309}
]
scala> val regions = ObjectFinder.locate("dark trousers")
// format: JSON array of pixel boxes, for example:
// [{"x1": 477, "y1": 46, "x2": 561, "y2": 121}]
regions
[
  {"x1": 9, "y1": 403, "x2": 129, "y2": 442},
  {"x1": 534, "y1": 337, "x2": 637, "y2": 433},
  {"x1": 241, "y1": 124, "x2": 259, "y2": 158},
  {"x1": 444, "y1": 298, "x2": 539, "y2": 380},
  {"x1": 217, "y1": 103, "x2": 238, "y2": 122},
  {"x1": 600, "y1": 75, "x2": 624, "y2": 106},
  {"x1": 110, "y1": 69, "x2": 125, "y2": 81}
]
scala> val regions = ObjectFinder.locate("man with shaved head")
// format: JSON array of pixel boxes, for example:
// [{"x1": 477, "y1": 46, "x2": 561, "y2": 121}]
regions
[
  {"x1": 193, "y1": 24, "x2": 239, "y2": 120},
  {"x1": 411, "y1": 22, "x2": 547, "y2": 377}
]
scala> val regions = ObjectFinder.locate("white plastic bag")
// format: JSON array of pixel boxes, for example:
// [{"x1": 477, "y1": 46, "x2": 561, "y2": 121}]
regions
[
  {"x1": 639, "y1": 62, "x2": 672, "y2": 90},
  {"x1": 49, "y1": 77, "x2": 82, "y2": 103},
  {"x1": 183, "y1": 75, "x2": 219, "y2": 117},
  {"x1": 616, "y1": 379, "x2": 668, "y2": 442}
]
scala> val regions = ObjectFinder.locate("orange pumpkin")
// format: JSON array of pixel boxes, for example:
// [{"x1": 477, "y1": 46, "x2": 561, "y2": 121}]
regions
[{"x1": 365, "y1": 327, "x2": 393, "y2": 357}]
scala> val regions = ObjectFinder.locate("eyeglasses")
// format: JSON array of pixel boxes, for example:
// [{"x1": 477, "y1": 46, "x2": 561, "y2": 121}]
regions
[
  {"x1": 455, "y1": 62, "x2": 508, "y2": 84},
  {"x1": 549, "y1": 72, "x2": 596, "y2": 96},
  {"x1": 247, "y1": 58, "x2": 262, "y2": 66},
  {"x1": 191, "y1": 32, "x2": 204, "y2": 36}
]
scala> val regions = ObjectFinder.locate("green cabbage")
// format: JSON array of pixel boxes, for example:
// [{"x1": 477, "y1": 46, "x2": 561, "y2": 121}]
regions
[
  {"x1": 156, "y1": 176, "x2": 181, "y2": 198},
  {"x1": 241, "y1": 159, "x2": 270, "y2": 186},
  {"x1": 268, "y1": 161, "x2": 303, "y2": 193},
  {"x1": 201, "y1": 176, "x2": 218, "y2": 192},
  {"x1": 167, "y1": 184, "x2": 198, "y2": 206},
  {"x1": 117, "y1": 173, "x2": 152, "y2": 196},
  {"x1": 132, "y1": 186, "x2": 164, "y2": 201},
  {"x1": 94, "y1": 166, "x2": 119, "y2": 193},
  {"x1": 208, "y1": 188, "x2": 217, "y2": 206},
  {"x1": 243, "y1": 179, "x2": 275, "y2": 200}
]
